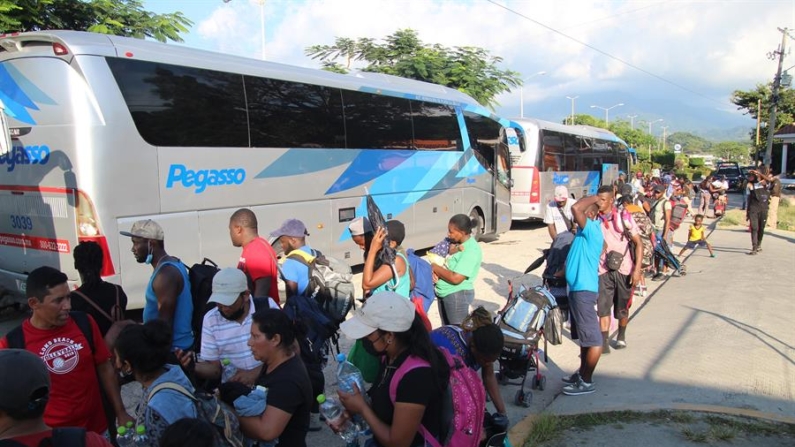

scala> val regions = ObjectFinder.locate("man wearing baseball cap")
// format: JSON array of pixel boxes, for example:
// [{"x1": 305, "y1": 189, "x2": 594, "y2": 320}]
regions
[
  {"x1": 0, "y1": 349, "x2": 113, "y2": 446},
  {"x1": 649, "y1": 185, "x2": 673, "y2": 281},
  {"x1": 347, "y1": 216, "x2": 373, "y2": 252},
  {"x1": 544, "y1": 185, "x2": 576, "y2": 240},
  {"x1": 176, "y1": 268, "x2": 277, "y2": 387},
  {"x1": 269, "y1": 219, "x2": 313, "y2": 298},
  {"x1": 120, "y1": 219, "x2": 194, "y2": 350}
]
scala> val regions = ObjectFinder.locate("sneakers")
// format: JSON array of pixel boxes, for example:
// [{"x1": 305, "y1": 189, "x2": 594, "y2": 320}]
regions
[
  {"x1": 710, "y1": 253, "x2": 716, "y2": 258},
  {"x1": 615, "y1": 340, "x2": 627, "y2": 349},
  {"x1": 747, "y1": 249, "x2": 758, "y2": 256},
  {"x1": 651, "y1": 273, "x2": 664, "y2": 282},
  {"x1": 308, "y1": 412, "x2": 322, "y2": 432},
  {"x1": 562, "y1": 378, "x2": 596, "y2": 396},
  {"x1": 561, "y1": 371, "x2": 581, "y2": 384}
]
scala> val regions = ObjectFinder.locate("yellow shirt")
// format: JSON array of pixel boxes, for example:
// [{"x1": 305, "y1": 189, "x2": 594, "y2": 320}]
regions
[{"x1": 688, "y1": 224, "x2": 705, "y2": 242}]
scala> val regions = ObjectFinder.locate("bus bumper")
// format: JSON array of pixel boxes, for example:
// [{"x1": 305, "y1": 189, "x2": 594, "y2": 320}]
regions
[{"x1": 511, "y1": 202, "x2": 543, "y2": 221}]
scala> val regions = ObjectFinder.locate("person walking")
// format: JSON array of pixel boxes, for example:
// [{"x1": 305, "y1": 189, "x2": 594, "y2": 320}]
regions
[
  {"x1": 431, "y1": 214, "x2": 483, "y2": 326},
  {"x1": 746, "y1": 168, "x2": 772, "y2": 255},
  {"x1": 71, "y1": 241, "x2": 128, "y2": 338},
  {"x1": 698, "y1": 176, "x2": 712, "y2": 216},
  {"x1": 229, "y1": 208, "x2": 280, "y2": 305},
  {"x1": 561, "y1": 194, "x2": 605, "y2": 396}
]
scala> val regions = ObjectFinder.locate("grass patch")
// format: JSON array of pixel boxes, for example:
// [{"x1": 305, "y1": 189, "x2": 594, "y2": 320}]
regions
[
  {"x1": 710, "y1": 425, "x2": 737, "y2": 441},
  {"x1": 718, "y1": 209, "x2": 744, "y2": 227},
  {"x1": 776, "y1": 199, "x2": 795, "y2": 231},
  {"x1": 682, "y1": 427, "x2": 710, "y2": 443},
  {"x1": 523, "y1": 413, "x2": 566, "y2": 445}
]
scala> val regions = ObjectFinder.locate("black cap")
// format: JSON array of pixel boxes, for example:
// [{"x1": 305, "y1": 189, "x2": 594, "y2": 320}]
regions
[
  {"x1": 0, "y1": 350, "x2": 50, "y2": 414},
  {"x1": 653, "y1": 184, "x2": 666, "y2": 193}
]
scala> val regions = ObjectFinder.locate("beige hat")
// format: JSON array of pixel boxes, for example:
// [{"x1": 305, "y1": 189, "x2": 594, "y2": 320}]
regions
[
  {"x1": 120, "y1": 219, "x2": 164, "y2": 241},
  {"x1": 340, "y1": 292, "x2": 415, "y2": 339},
  {"x1": 208, "y1": 268, "x2": 248, "y2": 306},
  {"x1": 348, "y1": 217, "x2": 373, "y2": 236}
]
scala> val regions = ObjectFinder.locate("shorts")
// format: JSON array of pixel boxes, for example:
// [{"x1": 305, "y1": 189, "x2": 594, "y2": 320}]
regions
[
  {"x1": 568, "y1": 291, "x2": 602, "y2": 347},
  {"x1": 597, "y1": 271, "x2": 632, "y2": 319},
  {"x1": 684, "y1": 240, "x2": 707, "y2": 249}
]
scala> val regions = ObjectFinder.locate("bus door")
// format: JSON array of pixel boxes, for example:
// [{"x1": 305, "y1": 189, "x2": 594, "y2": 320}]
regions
[{"x1": 493, "y1": 127, "x2": 515, "y2": 234}]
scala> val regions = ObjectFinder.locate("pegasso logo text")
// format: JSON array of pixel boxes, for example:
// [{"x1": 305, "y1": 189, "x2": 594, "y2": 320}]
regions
[
  {"x1": 0, "y1": 145, "x2": 51, "y2": 172},
  {"x1": 166, "y1": 164, "x2": 246, "y2": 194}
]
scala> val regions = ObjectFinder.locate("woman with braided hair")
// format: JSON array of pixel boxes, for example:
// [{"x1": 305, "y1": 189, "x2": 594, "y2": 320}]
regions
[{"x1": 429, "y1": 307, "x2": 507, "y2": 417}]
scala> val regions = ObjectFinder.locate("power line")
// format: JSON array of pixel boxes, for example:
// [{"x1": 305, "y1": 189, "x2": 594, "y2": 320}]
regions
[{"x1": 486, "y1": 0, "x2": 727, "y2": 105}]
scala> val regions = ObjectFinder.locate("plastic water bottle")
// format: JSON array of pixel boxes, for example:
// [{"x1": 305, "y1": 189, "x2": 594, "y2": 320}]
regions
[
  {"x1": 132, "y1": 425, "x2": 149, "y2": 446},
  {"x1": 336, "y1": 353, "x2": 370, "y2": 437},
  {"x1": 336, "y1": 353, "x2": 367, "y2": 397},
  {"x1": 221, "y1": 358, "x2": 237, "y2": 383},
  {"x1": 317, "y1": 394, "x2": 358, "y2": 443},
  {"x1": 116, "y1": 426, "x2": 134, "y2": 447}
]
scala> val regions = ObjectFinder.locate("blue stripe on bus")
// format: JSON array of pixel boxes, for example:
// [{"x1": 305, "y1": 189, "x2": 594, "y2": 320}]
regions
[
  {"x1": 0, "y1": 64, "x2": 57, "y2": 125},
  {"x1": 325, "y1": 150, "x2": 415, "y2": 194},
  {"x1": 254, "y1": 149, "x2": 358, "y2": 179}
]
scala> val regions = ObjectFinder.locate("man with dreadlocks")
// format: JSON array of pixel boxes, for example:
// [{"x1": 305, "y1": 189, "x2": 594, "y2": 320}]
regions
[{"x1": 430, "y1": 307, "x2": 507, "y2": 417}]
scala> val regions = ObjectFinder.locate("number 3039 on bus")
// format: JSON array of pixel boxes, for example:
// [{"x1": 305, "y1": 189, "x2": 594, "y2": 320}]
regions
[{"x1": 10, "y1": 215, "x2": 33, "y2": 230}]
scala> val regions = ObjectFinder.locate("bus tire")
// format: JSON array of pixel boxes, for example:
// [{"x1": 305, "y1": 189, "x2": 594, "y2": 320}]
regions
[{"x1": 470, "y1": 208, "x2": 485, "y2": 241}]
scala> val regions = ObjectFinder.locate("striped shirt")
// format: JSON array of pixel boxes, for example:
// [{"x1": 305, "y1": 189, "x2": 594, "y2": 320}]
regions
[{"x1": 200, "y1": 296, "x2": 274, "y2": 374}]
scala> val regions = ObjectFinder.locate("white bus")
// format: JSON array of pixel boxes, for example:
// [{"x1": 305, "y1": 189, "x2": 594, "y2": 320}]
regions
[
  {"x1": 0, "y1": 31, "x2": 513, "y2": 308},
  {"x1": 508, "y1": 118, "x2": 631, "y2": 220}
]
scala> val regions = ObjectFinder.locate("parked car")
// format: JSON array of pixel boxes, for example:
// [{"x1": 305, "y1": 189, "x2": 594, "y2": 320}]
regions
[{"x1": 711, "y1": 162, "x2": 743, "y2": 191}]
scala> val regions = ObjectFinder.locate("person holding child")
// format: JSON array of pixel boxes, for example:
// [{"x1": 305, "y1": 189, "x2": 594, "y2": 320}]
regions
[{"x1": 678, "y1": 215, "x2": 715, "y2": 258}]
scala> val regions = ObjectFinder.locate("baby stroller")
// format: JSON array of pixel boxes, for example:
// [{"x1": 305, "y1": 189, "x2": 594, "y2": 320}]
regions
[
  {"x1": 494, "y1": 276, "x2": 556, "y2": 408},
  {"x1": 654, "y1": 234, "x2": 687, "y2": 276}
]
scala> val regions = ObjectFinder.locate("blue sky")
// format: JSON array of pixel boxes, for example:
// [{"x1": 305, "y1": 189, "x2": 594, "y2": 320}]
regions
[{"x1": 143, "y1": 0, "x2": 795, "y2": 134}]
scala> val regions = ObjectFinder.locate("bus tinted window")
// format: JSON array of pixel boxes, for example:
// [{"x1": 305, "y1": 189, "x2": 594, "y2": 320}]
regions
[
  {"x1": 107, "y1": 58, "x2": 248, "y2": 147},
  {"x1": 342, "y1": 91, "x2": 413, "y2": 149},
  {"x1": 464, "y1": 112, "x2": 501, "y2": 171},
  {"x1": 246, "y1": 77, "x2": 345, "y2": 148},
  {"x1": 411, "y1": 101, "x2": 460, "y2": 150}
]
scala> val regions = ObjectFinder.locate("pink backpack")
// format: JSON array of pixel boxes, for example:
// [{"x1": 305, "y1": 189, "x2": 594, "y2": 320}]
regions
[{"x1": 389, "y1": 349, "x2": 485, "y2": 447}]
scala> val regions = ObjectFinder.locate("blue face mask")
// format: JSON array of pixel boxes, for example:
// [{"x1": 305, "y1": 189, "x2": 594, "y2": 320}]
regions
[{"x1": 144, "y1": 243, "x2": 153, "y2": 265}]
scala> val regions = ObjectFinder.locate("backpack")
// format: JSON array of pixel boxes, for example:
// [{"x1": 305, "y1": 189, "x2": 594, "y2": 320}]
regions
[
  {"x1": 5, "y1": 311, "x2": 94, "y2": 353},
  {"x1": 70, "y1": 286, "x2": 135, "y2": 351},
  {"x1": 629, "y1": 209, "x2": 654, "y2": 269},
  {"x1": 389, "y1": 349, "x2": 485, "y2": 447},
  {"x1": 186, "y1": 258, "x2": 221, "y2": 352},
  {"x1": 0, "y1": 428, "x2": 86, "y2": 447},
  {"x1": 281, "y1": 292, "x2": 338, "y2": 367},
  {"x1": 406, "y1": 248, "x2": 435, "y2": 313},
  {"x1": 286, "y1": 249, "x2": 354, "y2": 323},
  {"x1": 543, "y1": 305, "x2": 564, "y2": 346},
  {"x1": 669, "y1": 201, "x2": 688, "y2": 230},
  {"x1": 147, "y1": 382, "x2": 244, "y2": 447}
]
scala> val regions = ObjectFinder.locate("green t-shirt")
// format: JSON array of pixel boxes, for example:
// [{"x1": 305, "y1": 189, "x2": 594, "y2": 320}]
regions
[{"x1": 434, "y1": 237, "x2": 482, "y2": 297}]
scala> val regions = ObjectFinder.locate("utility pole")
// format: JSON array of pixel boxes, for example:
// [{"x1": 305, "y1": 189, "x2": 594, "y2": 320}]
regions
[
  {"x1": 628, "y1": 114, "x2": 638, "y2": 129},
  {"x1": 756, "y1": 98, "x2": 762, "y2": 148},
  {"x1": 661, "y1": 126, "x2": 669, "y2": 152},
  {"x1": 566, "y1": 96, "x2": 579, "y2": 125},
  {"x1": 764, "y1": 27, "x2": 789, "y2": 168}
]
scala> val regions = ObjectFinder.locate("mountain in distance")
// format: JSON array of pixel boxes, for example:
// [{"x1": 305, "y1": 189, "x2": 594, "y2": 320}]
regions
[{"x1": 516, "y1": 90, "x2": 754, "y2": 143}]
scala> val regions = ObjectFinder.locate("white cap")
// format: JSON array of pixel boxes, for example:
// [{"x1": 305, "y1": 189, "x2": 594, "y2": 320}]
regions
[
  {"x1": 208, "y1": 268, "x2": 248, "y2": 306},
  {"x1": 347, "y1": 217, "x2": 373, "y2": 236},
  {"x1": 554, "y1": 185, "x2": 569, "y2": 201},
  {"x1": 340, "y1": 292, "x2": 415, "y2": 339}
]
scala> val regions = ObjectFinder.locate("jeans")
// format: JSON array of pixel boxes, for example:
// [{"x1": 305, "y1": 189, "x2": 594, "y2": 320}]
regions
[{"x1": 437, "y1": 289, "x2": 475, "y2": 325}]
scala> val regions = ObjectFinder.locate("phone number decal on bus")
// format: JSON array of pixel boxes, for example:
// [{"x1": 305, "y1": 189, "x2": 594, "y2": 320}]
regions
[{"x1": 0, "y1": 233, "x2": 70, "y2": 253}]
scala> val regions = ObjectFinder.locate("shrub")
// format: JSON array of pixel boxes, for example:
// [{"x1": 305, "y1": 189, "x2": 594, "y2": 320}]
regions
[{"x1": 689, "y1": 157, "x2": 705, "y2": 168}]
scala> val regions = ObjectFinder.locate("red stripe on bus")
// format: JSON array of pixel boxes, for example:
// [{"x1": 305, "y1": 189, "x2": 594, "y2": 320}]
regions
[
  {"x1": 0, "y1": 233, "x2": 71, "y2": 253},
  {"x1": 0, "y1": 185, "x2": 76, "y2": 194}
]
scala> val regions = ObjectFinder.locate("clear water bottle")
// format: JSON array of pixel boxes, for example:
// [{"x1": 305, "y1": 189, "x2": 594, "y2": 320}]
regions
[
  {"x1": 221, "y1": 358, "x2": 237, "y2": 383},
  {"x1": 336, "y1": 353, "x2": 370, "y2": 437},
  {"x1": 116, "y1": 426, "x2": 134, "y2": 447},
  {"x1": 132, "y1": 425, "x2": 149, "y2": 446},
  {"x1": 336, "y1": 353, "x2": 366, "y2": 397},
  {"x1": 317, "y1": 394, "x2": 358, "y2": 443}
]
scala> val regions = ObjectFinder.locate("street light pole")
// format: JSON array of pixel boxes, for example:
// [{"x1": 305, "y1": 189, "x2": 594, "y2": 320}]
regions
[
  {"x1": 224, "y1": 0, "x2": 267, "y2": 60},
  {"x1": 519, "y1": 71, "x2": 546, "y2": 118},
  {"x1": 660, "y1": 126, "x2": 669, "y2": 151},
  {"x1": 647, "y1": 118, "x2": 663, "y2": 165},
  {"x1": 590, "y1": 103, "x2": 624, "y2": 126},
  {"x1": 627, "y1": 114, "x2": 638, "y2": 129},
  {"x1": 566, "y1": 95, "x2": 579, "y2": 125}
]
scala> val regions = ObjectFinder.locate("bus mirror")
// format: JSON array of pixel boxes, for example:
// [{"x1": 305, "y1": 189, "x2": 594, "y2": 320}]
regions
[{"x1": 0, "y1": 100, "x2": 11, "y2": 157}]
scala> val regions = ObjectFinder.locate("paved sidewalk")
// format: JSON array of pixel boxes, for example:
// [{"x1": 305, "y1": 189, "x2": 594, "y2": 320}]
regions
[{"x1": 510, "y1": 218, "x2": 795, "y2": 444}]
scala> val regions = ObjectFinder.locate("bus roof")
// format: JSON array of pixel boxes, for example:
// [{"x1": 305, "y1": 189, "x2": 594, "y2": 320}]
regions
[
  {"x1": 0, "y1": 30, "x2": 482, "y2": 107},
  {"x1": 509, "y1": 117, "x2": 628, "y2": 146}
]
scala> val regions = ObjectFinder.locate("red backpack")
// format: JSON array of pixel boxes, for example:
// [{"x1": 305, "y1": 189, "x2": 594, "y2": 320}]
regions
[{"x1": 389, "y1": 349, "x2": 485, "y2": 447}]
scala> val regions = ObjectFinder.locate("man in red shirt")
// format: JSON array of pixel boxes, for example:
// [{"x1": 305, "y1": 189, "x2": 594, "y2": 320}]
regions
[
  {"x1": 229, "y1": 208, "x2": 280, "y2": 305},
  {"x1": 0, "y1": 349, "x2": 112, "y2": 446},
  {"x1": 0, "y1": 267, "x2": 133, "y2": 435}
]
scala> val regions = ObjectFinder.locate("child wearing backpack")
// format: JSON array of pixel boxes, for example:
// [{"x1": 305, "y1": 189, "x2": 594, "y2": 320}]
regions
[
  {"x1": 337, "y1": 292, "x2": 484, "y2": 447},
  {"x1": 678, "y1": 214, "x2": 715, "y2": 258}
]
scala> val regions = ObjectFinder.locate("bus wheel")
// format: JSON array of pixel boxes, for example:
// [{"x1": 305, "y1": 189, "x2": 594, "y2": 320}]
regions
[{"x1": 470, "y1": 208, "x2": 485, "y2": 241}]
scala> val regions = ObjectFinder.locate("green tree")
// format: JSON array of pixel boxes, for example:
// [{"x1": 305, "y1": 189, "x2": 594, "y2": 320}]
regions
[
  {"x1": 0, "y1": 0, "x2": 191, "y2": 43},
  {"x1": 711, "y1": 141, "x2": 752, "y2": 163},
  {"x1": 567, "y1": 114, "x2": 656, "y2": 151},
  {"x1": 667, "y1": 131, "x2": 711, "y2": 154},
  {"x1": 306, "y1": 29, "x2": 521, "y2": 108},
  {"x1": 730, "y1": 83, "x2": 795, "y2": 149}
]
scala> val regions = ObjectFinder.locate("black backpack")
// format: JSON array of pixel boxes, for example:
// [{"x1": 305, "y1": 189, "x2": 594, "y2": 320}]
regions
[
  {"x1": 0, "y1": 428, "x2": 86, "y2": 447},
  {"x1": 286, "y1": 250, "x2": 355, "y2": 324},
  {"x1": 186, "y1": 258, "x2": 221, "y2": 352},
  {"x1": 5, "y1": 311, "x2": 94, "y2": 353}
]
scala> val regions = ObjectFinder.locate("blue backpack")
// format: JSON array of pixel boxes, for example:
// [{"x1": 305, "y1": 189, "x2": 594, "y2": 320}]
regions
[
  {"x1": 407, "y1": 249, "x2": 435, "y2": 313},
  {"x1": 282, "y1": 292, "x2": 337, "y2": 367}
]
